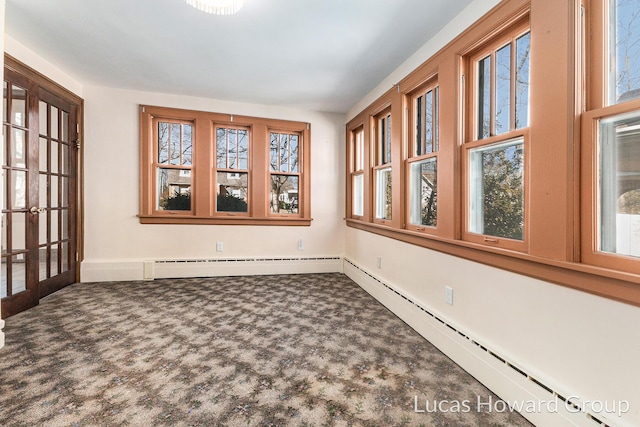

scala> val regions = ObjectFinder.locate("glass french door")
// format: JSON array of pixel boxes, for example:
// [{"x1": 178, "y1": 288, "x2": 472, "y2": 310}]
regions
[{"x1": 1, "y1": 64, "x2": 78, "y2": 319}]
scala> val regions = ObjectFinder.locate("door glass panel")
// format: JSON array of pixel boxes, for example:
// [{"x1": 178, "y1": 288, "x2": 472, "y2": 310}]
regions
[
  {"x1": 51, "y1": 106, "x2": 59, "y2": 140},
  {"x1": 11, "y1": 170, "x2": 27, "y2": 209},
  {"x1": 61, "y1": 144, "x2": 69, "y2": 174},
  {"x1": 39, "y1": 212, "x2": 47, "y2": 245},
  {"x1": 51, "y1": 176, "x2": 59, "y2": 208},
  {"x1": 11, "y1": 128, "x2": 27, "y2": 168},
  {"x1": 40, "y1": 137, "x2": 48, "y2": 171},
  {"x1": 11, "y1": 254, "x2": 26, "y2": 294},
  {"x1": 3, "y1": 81, "x2": 7, "y2": 123},
  {"x1": 61, "y1": 241, "x2": 69, "y2": 273},
  {"x1": 39, "y1": 248, "x2": 48, "y2": 281},
  {"x1": 1, "y1": 213, "x2": 7, "y2": 253},
  {"x1": 1, "y1": 257, "x2": 7, "y2": 298},
  {"x1": 39, "y1": 174, "x2": 48, "y2": 208},
  {"x1": 61, "y1": 176, "x2": 69, "y2": 207},
  {"x1": 39, "y1": 101, "x2": 48, "y2": 136},
  {"x1": 61, "y1": 209, "x2": 69, "y2": 240},
  {"x1": 51, "y1": 210, "x2": 59, "y2": 242},
  {"x1": 10, "y1": 86, "x2": 27, "y2": 127},
  {"x1": 51, "y1": 140, "x2": 58, "y2": 173},
  {"x1": 50, "y1": 245, "x2": 59, "y2": 277},
  {"x1": 12, "y1": 213, "x2": 27, "y2": 251},
  {"x1": 61, "y1": 111, "x2": 69, "y2": 142}
]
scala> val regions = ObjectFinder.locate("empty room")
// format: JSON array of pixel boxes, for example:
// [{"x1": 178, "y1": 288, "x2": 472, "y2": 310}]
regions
[{"x1": 1, "y1": 0, "x2": 639, "y2": 426}]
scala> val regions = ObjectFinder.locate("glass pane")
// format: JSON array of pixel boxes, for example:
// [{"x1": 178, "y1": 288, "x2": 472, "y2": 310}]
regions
[
  {"x1": 51, "y1": 106, "x2": 59, "y2": 140},
  {"x1": 599, "y1": 111, "x2": 640, "y2": 257},
  {"x1": 61, "y1": 111, "x2": 69, "y2": 142},
  {"x1": 1, "y1": 257, "x2": 6, "y2": 298},
  {"x1": 270, "y1": 133, "x2": 279, "y2": 171},
  {"x1": 39, "y1": 101, "x2": 48, "y2": 136},
  {"x1": 50, "y1": 244, "x2": 59, "y2": 277},
  {"x1": 228, "y1": 130, "x2": 237, "y2": 169},
  {"x1": 39, "y1": 174, "x2": 48, "y2": 208},
  {"x1": 158, "y1": 122, "x2": 169, "y2": 164},
  {"x1": 381, "y1": 115, "x2": 392, "y2": 164},
  {"x1": 355, "y1": 130, "x2": 364, "y2": 171},
  {"x1": 415, "y1": 95, "x2": 423, "y2": 156},
  {"x1": 216, "y1": 128, "x2": 227, "y2": 168},
  {"x1": 39, "y1": 247, "x2": 48, "y2": 281},
  {"x1": 10, "y1": 85, "x2": 27, "y2": 127},
  {"x1": 157, "y1": 168, "x2": 191, "y2": 211},
  {"x1": 61, "y1": 143, "x2": 70, "y2": 175},
  {"x1": 290, "y1": 135, "x2": 299, "y2": 173},
  {"x1": 353, "y1": 174, "x2": 364, "y2": 217},
  {"x1": 238, "y1": 129, "x2": 248, "y2": 170},
  {"x1": 12, "y1": 213, "x2": 27, "y2": 251},
  {"x1": 39, "y1": 211, "x2": 47, "y2": 245},
  {"x1": 182, "y1": 124, "x2": 192, "y2": 166},
  {"x1": 495, "y1": 43, "x2": 511, "y2": 135},
  {"x1": 1, "y1": 213, "x2": 6, "y2": 253},
  {"x1": 12, "y1": 255, "x2": 26, "y2": 294},
  {"x1": 216, "y1": 171, "x2": 248, "y2": 212},
  {"x1": 11, "y1": 128, "x2": 27, "y2": 168},
  {"x1": 51, "y1": 139, "x2": 59, "y2": 173},
  {"x1": 410, "y1": 159, "x2": 438, "y2": 227},
  {"x1": 280, "y1": 134, "x2": 290, "y2": 172},
  {"x1": 3, "y1": 81, "x2": 7, "y2": 124},
  {"x1": 169, "y1": 123, "x2": 181, "y2": 165},
  {"x1": 61, "y1": 176, "x2": 69, "y2": 207},
  {"x1": 425, "y1": 90, "x2": 434, "y2": 153},
  {"x1": 11, "y1": 170, "x2": 27, "y2": 209},
  {"x1": 51, "y1": 176, "x2": 59, "y2": 208},
  {"x1": 61, "y1": 209, "x2": 69, "y2": 240},
  {"x1": 2, "y1": 125, "x2": 7, "y2": 167},
  {"x1": 611, "y1": 0, "x2": 640, "y2": 104},
  {"x1": 515, "y1": 32, "x2": 531, "y2": 129},
  {"x1": 51, "y1": 209, "x2": 59, "y2": 242},
  {"x1": 61, "y1": 241, "x2": 69, "y2": 273},
  {"x1": 478, "y1": 55, "x2": 492, "y2": 139},
  {"x1": 40, "y1": 137, "x2": 48, "y2": 172},
  {"x1": 270, "y1": 175, "x2": 299, "y2": 214},
  {"x1": 375, "y1": 167, "x2": 392, "y2": 220},
  {"x1": 434, "y1": 86, "x2": 440, "y2": 152},
  {"x1": 469, "y1": 138, "x2": 524, "y2": 240}
]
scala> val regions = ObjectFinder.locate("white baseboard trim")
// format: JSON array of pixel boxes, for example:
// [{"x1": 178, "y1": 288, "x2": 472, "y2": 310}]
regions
[
  {"x1": 344, "y1": 258, "x2": 628, "y2": 427},
  {"x1": 80, "y1": 256, "x2": 343, "y2": 282}
]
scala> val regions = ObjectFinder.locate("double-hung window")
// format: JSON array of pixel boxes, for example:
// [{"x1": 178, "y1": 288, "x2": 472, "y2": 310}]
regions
[
  {"x1": 408, "y1": 81, "x2": 439, "y2": 231},
  {"x1": 140, "y1": 105, "x2": 311, "y2": 225},
  {"x1": 464, "y1": 18, "x2": 530, "y2": 250},
  {"x1": 582, "y1": 0, "x2": 640, "y2": 273},
  {"x1": 373, "y1": 109, "x2": 392, "y2": 222}
]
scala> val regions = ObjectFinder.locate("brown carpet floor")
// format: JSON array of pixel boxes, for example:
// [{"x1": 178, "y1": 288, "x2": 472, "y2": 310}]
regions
[{"x1": 0, "y1": 273, "x2": 533, "y2": 426}]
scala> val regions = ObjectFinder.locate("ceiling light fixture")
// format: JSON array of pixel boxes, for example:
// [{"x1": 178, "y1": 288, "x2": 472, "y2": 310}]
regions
[{"x1": 184, "y1": 0, "x2": 244, "y2": 15}]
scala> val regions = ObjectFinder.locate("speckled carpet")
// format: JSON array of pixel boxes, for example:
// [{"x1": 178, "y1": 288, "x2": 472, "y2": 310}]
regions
[{"x1": 0, "y1": 273, "x2": 532, "y2": 426}]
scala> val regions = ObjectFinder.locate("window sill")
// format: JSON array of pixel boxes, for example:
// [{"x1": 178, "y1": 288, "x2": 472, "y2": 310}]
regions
[
  {"x1": 346, "y1": 219, "x2": 640, "y2": 307},
  {"x1": 139, "y1": 215, "x2": 312, "y2": 226}
]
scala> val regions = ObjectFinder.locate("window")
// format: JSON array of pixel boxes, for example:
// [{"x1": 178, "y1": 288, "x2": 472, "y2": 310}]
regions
[
  {"x1": 374, "y1": 109, "x2": 392, "y2": 221},
  {"x1": 140, "y1": 106, "x2": 311, "y2": 225},
  {"x1": 408, "y1": 82, "x2": 439, "y2": 230},
  {"x1": 583, "y1": 0, "x2": 640, "y2": 273},
  {"x1": 351, "y1": 126, "x2": 365, "y2": 217},
  {"x1": 464, "y1": 18, "x2": 530, "y2": 250}
]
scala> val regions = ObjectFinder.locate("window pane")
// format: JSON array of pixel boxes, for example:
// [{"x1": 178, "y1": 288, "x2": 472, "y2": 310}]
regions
[
  {"x1": 478, "y1": 56, "x2": 491, "y2": 139},
  {"x1": 611, "y1": 0, "x2": 640, "y2": 104},
  {"x1": 280, "y1": 134, "x2": 289, "y2": 172},
  {"x1": 385, "y1": 114, "x2": 392, "y2": 163},
  {"x1": 158, "y1": 122, "x2": 169, "y2": 164},
  {"x1": 216, "y1": 171, "x2": 248, "y2": 212},
  {"x1": 515, "y1": 32, "x2": 531, "y2": 129},
  {"x1": 228, "y1": 129, "x2": 237, "y2": 169},
  {"x1": 270, "y1": 132, "x2": 279, "y2": 171},
  {"x1": 39, "y1": 101, "x2": 48, "y2": 136},
  {"x1": 11, "y1": 170, "x2": 27, "y2": 209},
  {"x1": 10, "y1": 85, "x2": 27, "y2": 127},
  {"x1": 238, "y1": 129, "x2": 248, "y2": 170},
  {"x1": 169, "y1": 123, "x2": 181, "y2": 165},
  {"x1": 434, "y1": 86, "x2": 439, "y2": 152},
  {"x1": 11, "y1": 128, "x2": 27, "y2": 168},
  {"x1": 157, "y1": 168, "x2": 191, "y2": 211},
  {"x1": 182, "y1": 124, "x2": 192, "y2": 166},
  {"x1": 270, "y1": 175, "x2": 299, "y2": 214},
  {"x1": 375, "y1": 167, "x2": 392, "y2": 220},
  {"x1": 469, "y1": 138, "x2": 524, "y2": 240},
  {"x1": 415, "y1": 95, "x2": 423, "y2": 156},
  {"x1": 599, "y1": 111, "x2": 640, "y2": 257},
  {"x1": 217, "y1": 128, "x2": 227, "y2": 168},
  {"x1": 410, "y1": 159, "x2": 437, "y2": 227},
  {"x1": 290, "y1": 135, "x2": 299, "y2": 173},
  {"x1": 353, "y1": 174, "x2": 364, "y2": 217},
  {"x1": 495, "y1": 44, "x2": 511, "y2": 135},
  {"x1": 355, "y1": 129, "x2": 364, "y2": 171},
  {"x1": 425, "y1": 90, "x2": 434, "y2": 153}
]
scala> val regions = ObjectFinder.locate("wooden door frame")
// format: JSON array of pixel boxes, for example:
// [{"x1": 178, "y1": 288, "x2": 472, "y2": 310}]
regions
[{"x1": 4, "y1": 54, "x2": 84, "y2": 285}]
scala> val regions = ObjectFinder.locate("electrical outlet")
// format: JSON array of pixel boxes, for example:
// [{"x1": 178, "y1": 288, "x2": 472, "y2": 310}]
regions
[
  {"x1": 376, "y1": 257, "x2": 382, "y2": 269},
  {"x1": 445, "y1": 286, "x2": 454, "y2": 305},
  {"x1": 298, "y1": 240, "x2": 304, "y2": 251},
  {"x1": 216, "y1": 241, "x2": 223, "y2": 252}
]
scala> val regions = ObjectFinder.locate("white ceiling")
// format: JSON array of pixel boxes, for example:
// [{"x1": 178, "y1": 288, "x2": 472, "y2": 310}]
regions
[{"x1": 5, "y1": 0, "x2": 473, "y2": 113}]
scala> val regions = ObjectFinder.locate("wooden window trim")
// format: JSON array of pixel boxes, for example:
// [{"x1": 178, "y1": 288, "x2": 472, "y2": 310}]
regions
[{"x1": 140, "y1": 105, "x2": 311, "y2": 226}]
